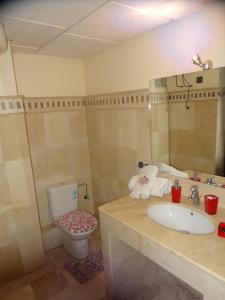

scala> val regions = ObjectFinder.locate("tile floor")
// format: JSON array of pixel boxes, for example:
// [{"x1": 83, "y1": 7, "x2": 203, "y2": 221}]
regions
[
  {"x1": 0, "y1": 227, "x2": 202, "y2": 300},
  {"x1": 0, "y1": 229, "x2": 105, "y2": 300}
]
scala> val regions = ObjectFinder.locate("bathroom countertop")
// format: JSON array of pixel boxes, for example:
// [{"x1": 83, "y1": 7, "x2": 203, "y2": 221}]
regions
[{"x1": 99, "y1": 194, "x2": 225, "y2": 284}]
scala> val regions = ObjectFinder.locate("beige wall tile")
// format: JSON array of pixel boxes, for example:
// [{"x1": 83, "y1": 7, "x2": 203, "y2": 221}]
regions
[
  {"x1": 44, "y1": 112, "x2": 71, "y2": 148},
  {"x1": 14, "y1": 206, "x2": 45, "y2": 273},
  {"x1": 26, "y1": 109, "x2": 94, "y2": 250},
  {"x1": 0, "y1": 112, "x2": 44, "y2": 286},
  {"x1": 87, "y1": 107, "x2": 159, "y2": 210},
  {"x1": 25, "y1": 114, "x2": 46, "y2": 149},
  {"x1": 0, "y1": 115, "x2": 29, "y2": 162},
  {"x1": 168, "y1": 100, "x2": 219, "y2": 174},
  {"x1": 5, "y1": 159, "x2": 30, "y2": 207},
  {"x1": 0, "y1": 164, "x2": 11, "y2": 207},
  {"x1": 0, "y1": 213, "x2": 17, "y2": 248}
]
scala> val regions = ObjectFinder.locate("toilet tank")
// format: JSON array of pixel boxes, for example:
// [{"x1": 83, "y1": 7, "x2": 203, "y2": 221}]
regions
[{"x1": 47, "y1": 182, "x2": 78, "y2": 220}]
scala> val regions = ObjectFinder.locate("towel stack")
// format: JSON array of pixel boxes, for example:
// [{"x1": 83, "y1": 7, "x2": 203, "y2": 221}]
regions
[{"x1": 129, "y1": 165, "x2": 172, "y2": 199}]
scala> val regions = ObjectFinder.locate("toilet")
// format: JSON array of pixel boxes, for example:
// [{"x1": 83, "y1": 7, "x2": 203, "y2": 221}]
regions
[{"x1": 47, "y1": 182, "x2": 98, "y2": 259}]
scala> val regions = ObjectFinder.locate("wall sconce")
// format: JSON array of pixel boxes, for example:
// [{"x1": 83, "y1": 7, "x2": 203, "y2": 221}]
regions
[
  {"x1": 0, "y1": 23, "x2": 8, "y2": 54},
  {"x1": 192, "y1": 54, "x2": 212, "y2": 70}
]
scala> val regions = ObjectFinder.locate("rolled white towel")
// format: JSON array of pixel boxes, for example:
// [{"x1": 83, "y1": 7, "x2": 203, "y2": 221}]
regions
[
  {"x1": 128, "y1": 175, "x2": 138, "y2": 191},
  {"x1": 156, "y1": 162, "x2": 188, "y2": 178},
  {"x1": 150, "y1": 177, "x2": 172, "y2": 197},
  {"x1": 141, "y1": 165, "x2": 158, "y2": 178},
  {"x1": 130, "y1": 165, "x2": 158, "y2": 199}
]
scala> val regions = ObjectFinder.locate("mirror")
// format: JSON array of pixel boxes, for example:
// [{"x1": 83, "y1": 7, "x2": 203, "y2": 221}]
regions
[{"x1": 149, "y1": 67, "x2": 225, "y2": 178}]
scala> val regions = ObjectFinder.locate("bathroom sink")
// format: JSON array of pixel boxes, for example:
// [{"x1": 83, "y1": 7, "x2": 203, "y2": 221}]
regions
[{"x1": 147, "y1": 204, "x2": 215, "y2": 234}]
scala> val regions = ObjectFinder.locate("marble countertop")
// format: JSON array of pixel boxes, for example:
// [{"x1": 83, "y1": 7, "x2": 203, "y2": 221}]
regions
[{"x1": 99, "y1": 194, "x2": 225, "y2": 283}]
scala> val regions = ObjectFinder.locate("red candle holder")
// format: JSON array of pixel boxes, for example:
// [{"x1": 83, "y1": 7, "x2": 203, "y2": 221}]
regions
[
  {"x1": 171, "y1": 186, "x2": 181, "y2": 203},
  {"x1": 204, "y1": 194, "x2": 218, "y2": 215}
]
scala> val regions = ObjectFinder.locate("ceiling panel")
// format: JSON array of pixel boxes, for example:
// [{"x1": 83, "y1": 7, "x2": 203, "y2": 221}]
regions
[
  {"x1": 10, "y1": 44, "x2": 38, "y2": 54},
  {"x1": 38, "y1": 33, "x2": 117, "y2": 58},
  {"x1": 0, "y1": 0, "x2": 109, "y2": 27},
  {"x1": 0, "y1": 16, "x2": 63, "y2": 47},
  {"x1": 68, "y1": 1, "x2": 169, "y2": 42},
  {"x1": 114, "y1": 0, "x2": 210, "y2": 20}
]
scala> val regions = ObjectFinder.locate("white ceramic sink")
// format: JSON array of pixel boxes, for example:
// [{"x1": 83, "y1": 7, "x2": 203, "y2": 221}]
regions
[{"x1": 147, "y1": 204, "x2": 215, "y2": 234}]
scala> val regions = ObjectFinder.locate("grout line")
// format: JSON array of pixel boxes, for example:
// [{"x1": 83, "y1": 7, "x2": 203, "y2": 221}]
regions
[
  {"x1": 10, "y1": 43, "x2": 39, "y2": 50},
  {"x1": 65, "y1": 32, "x2": 120, "y2": 45},
  {"x1": 0, "y1": 14, "x2": 65, "y2": 29}
]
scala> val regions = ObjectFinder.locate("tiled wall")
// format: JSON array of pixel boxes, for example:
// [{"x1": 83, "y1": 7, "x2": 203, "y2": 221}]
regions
[
  {"x1": 150, "y1": 87, "x2": 225, "y2": 175},
  {"x1": 0, "y1": 96, "x2": 45, "y2": 286},
  {"x1": 0, "y1": 86, "x2": 224, "y2": 277},
  {"x1": 169, "y1": 99, "x2": 218, "y2": 174},
  {"x1": 85, "y1": 87, "x2": 225, "y2": 210},
  {"x1": 86, "y1": 90, "x2": 169, "y2": 209},
  {"x1": 24, "y1": 97, "x2": 94, "y2": 250}
]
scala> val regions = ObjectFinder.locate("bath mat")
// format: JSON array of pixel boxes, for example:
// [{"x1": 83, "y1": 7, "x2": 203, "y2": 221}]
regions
[{"x1": 64, "y1": 248, "x2": 104, "y2": 284}]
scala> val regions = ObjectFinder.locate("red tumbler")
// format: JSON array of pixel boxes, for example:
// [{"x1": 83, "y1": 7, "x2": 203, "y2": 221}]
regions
[{"x1": 204, "y1": 194, "x2": 218, "y2": 215}]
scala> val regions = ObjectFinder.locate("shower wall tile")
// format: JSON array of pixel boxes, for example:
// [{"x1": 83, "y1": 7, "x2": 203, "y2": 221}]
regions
[
  {"x1": 86, "y1": 91, "x2": 168, "y2": 210},
  {"x1": 0, "y1": 108, "x2": 45, "y2": 287},
  {"x1": 0, "y1": 114, "x2": 29, "y2": 161},
  {"x1": 25, "y1": 102, "x2": 94, "y2": 250},
  {"x1": 86, "y1": 87, "x2": 224, "y2": 210}
]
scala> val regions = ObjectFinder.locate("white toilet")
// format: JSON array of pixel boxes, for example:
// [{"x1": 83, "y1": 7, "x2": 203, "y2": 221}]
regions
[{"x1": 47, "y1": 182, "x2": 98, "y2": 259}]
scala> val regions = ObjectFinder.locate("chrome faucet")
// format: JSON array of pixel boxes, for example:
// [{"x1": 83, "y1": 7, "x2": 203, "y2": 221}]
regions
[
  {"x1": 206, "y1": 177, "x2": 216, "y2": 185},
  {"x1": 189, "y1": 185, "x2": 200, "y2": 206}
]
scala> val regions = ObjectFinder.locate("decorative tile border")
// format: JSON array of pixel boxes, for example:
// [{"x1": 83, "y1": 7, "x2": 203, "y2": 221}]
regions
[
  {"x1": 0, "y1": 96, "x2": 24, "y2": 115},
  {"x1": 150, "y1": 87, "x2": 225, "y2": 104},
  {"x1": 86, "y1": 87, "x2": 225, "y2": 110},
  {"x1": 0, "y1": 87, "x2": 224, "y2": 115},
  {"x1": 168, "y1": 87, "x2": 225, "y2": 103},
  {"x1": 23, "y1": 97, "x2": 86, "y2": 113},
  {"x1": 86, "y1": 89, "x2": 150, "y2": 110}
]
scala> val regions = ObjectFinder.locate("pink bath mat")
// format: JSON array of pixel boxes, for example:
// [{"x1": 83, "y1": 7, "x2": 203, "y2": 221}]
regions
[{"x1": 65, "y1": 248, "x2": 104, "y2": 284}]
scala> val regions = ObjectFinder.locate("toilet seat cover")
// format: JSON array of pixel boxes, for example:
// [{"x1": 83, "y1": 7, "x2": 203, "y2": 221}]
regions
[{"x1": 56, "y1": 209, "x2": 98, "y2": 234}]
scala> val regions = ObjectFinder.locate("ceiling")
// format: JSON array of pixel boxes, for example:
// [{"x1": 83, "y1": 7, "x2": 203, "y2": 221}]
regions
[{"x1": 0, "y1": 0, "x2": 213, "y2": 59}]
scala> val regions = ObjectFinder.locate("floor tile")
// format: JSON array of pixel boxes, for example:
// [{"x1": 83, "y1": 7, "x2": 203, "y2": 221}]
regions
[
  {"x1": 0, "y1": 244, "x2": 105, "y2": 300},
  {"x1": 0, "y1": 284, "x2": 37, "y2": 300}
]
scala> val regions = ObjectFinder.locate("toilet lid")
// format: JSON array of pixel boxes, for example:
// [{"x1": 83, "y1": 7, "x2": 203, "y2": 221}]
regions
[{"x1": 56, "y1": 209, "x2": 98, "y2": 234}]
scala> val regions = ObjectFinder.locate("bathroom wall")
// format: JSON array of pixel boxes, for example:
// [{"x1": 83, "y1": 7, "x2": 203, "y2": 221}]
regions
[
  {"x1": 0, "y1": 97, "x2": 45, "y2": 286},
  {"x1": 159, "y1": 69, "x2": 224, "y2": 174},
  {"x1": 169, "y1": 99, "x2": 218, "y2": 174},
  {"x1": 151, "y1": 69, "x2": 224, "y2": 175},
  {"x1": 24, "y1": 97, "x2": 94, "y2": 250},
  {"x1": 13, "y1": 53, "x2": 86, "y2": 97},
  {"x1": 84, "y1": 1, "x2": 225, "y2": 95},
  {"x1": 11, "y1": 53, "x2": 93, "y2": 250},
  {"x1": 83, "y1": 1, "x2": 225, "y2": 208},
  {"x1": 5, "y1": 1, "x2": 225, "y2": 251},
  {"x1": 86, "y1": 90, "x2": 169, "y2": 209},
  {"x1": 0, "y1": 46, "x2": 17, "y2": 96}
]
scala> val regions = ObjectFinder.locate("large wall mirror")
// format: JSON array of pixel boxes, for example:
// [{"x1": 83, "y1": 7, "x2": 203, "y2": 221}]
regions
[{"x1": 149, "y1": 67, "x2": 225, "y2": 179}]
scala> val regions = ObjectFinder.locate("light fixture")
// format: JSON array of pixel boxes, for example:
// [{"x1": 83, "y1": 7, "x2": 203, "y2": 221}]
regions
[
  {"x1": 0, "y1": 23, "x2": 8, "y2": 54},
  {"x1": 192, "y1": 54, "x2": 212, "y2": 70}
]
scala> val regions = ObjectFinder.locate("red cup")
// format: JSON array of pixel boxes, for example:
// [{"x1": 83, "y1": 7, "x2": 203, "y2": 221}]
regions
[
  {"x1": 204, "y1": 194, "x2": 218, "y2": 215},
  {"x1": 171, "y1": 186, "x2": 181, "y2": 203}
]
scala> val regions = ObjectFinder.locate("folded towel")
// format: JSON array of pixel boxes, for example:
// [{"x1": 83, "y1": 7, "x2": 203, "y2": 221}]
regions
[
  {"x1": 139, "y1": 164, "x2": 158, "y2": 177},
  {"x1": 130, "y1": 165, "x2": 158, "y2": 199},
  {"x1": 156, "y1": 162, "x2": 188, "y2": 178},
  {"x1": 150, "y1": 177, "x2": 172, "y2": 197}
]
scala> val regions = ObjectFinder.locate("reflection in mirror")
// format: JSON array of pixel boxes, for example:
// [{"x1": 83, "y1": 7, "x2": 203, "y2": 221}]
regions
[{"x1": 149, "y1": 67, "x2": 225, "y2": 178}]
